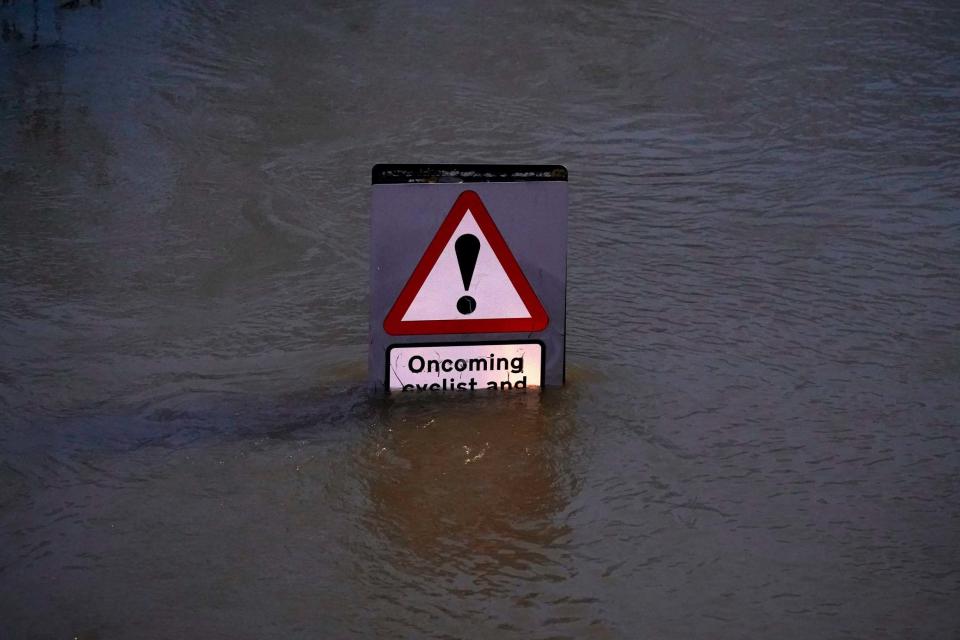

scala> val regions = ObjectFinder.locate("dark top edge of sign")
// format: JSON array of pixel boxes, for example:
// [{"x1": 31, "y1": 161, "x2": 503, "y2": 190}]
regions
[{"x1": 372, "y1": 164, "x2": 568, "y2": 184}]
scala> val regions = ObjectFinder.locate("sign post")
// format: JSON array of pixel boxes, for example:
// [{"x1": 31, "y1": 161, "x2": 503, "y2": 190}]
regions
[{"x1": 369, "y1": 165, "x2": 567, "y2": 392}]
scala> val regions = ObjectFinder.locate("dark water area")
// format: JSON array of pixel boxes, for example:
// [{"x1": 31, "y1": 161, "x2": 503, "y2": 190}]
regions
[{"x1": 1, "y1": 1, "x2": 959, "y2": 638}]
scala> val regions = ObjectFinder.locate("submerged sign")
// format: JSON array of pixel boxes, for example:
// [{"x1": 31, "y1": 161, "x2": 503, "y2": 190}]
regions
[{"x1": 369, "y1": 165, "x2": 567, "y2": 392}]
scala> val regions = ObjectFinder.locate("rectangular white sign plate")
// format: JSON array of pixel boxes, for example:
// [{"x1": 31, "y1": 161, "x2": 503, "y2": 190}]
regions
[{"x1": 385, "y1": 341, "x2": 544, "y2": 392}]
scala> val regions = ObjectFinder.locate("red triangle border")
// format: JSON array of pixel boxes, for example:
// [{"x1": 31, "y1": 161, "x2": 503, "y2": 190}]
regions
[{"x1": 383, "y1": 190, "x2": 549, "y2": 336}]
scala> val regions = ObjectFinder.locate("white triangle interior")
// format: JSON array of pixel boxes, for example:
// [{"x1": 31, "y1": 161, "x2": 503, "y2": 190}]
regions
[{"x1": 401, "y1": 210, "x2": 532, "y2": 322}]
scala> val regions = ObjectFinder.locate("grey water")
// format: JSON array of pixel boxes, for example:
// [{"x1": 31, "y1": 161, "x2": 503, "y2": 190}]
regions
[{"x1": 1, "y1": 1, "x2": 959, "y2": 638}]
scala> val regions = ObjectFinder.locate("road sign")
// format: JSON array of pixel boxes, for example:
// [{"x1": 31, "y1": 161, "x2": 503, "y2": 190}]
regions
[
  {"x1": 369, "y1": 165, "x2": 567, "y2": 392},
  {"x1": 383, "y1": 190, "x2": 548, "y2": 335}
]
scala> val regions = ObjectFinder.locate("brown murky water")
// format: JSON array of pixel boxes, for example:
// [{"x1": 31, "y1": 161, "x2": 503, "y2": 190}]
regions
[{"x1": 1, "y1": 1, "x2": 959, "y2": 638}]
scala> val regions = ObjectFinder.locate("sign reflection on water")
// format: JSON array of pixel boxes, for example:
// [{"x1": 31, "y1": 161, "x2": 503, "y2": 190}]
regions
[{"x1": 361, "y1": 394, "x2": 573, "y2": 577}]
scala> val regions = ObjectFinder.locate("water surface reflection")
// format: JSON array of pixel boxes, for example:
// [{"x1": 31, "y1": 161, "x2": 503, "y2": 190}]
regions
[{"x1": 362, "y1": 392, "x2": 577, "y2": 589}]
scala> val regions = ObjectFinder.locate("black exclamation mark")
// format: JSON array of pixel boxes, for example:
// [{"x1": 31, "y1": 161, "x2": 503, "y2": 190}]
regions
[{"x1": 455, "y1": 234, "x2": 480, "y2": 315}]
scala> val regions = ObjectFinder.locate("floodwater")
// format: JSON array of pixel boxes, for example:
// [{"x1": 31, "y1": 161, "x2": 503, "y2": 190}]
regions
[{"x1": 1, "y1": 1, "x2": 958, "y2": 637}]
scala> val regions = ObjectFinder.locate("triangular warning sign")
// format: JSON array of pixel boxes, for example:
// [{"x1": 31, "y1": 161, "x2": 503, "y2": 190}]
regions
[{"x1": 384, "y1": 190, "x2": 549, "y2": 335}]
